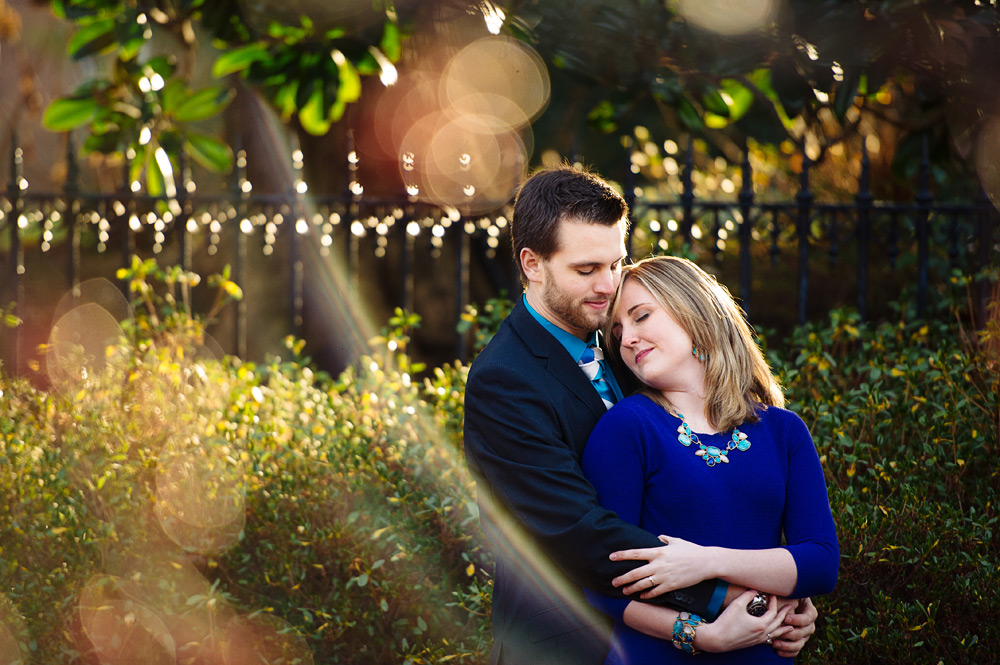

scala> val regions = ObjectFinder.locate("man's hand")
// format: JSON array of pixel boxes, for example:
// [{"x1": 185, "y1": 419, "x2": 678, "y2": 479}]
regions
[
  {"x1": 771, "y1": 597, "x2": 818, "y2": 657},
  {"x1": 609, "y1": 535, "x2": 711, "y2": 598}
]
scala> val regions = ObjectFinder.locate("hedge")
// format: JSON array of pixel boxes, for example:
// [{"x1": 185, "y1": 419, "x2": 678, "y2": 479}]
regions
[{"x1": 0, "y1": 262, "x2": 997, "y2": 664}]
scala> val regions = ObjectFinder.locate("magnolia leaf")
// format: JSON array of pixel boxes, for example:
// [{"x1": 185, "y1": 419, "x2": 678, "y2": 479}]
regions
[
  {"x1": 172, "y1": 87, "x2": 234, "y2": 123},
  {"x1": 299, "y1": 86, "x2": 332, "y2": 136},
  {"x1": 381, "y1": 20, "x2": 402, "y2": 61},
  {"x1": 68, "y1": 19, "x2": 117, "y2": 59},
  {"x1": 184, "y1": 132, "x2": 233, "y2": 173},
  {"x1": 146, "y1": 146, "x2": 167, "y2": 198},
  {"x1": 43, "y1": 96, "x2": 100, "y2": 131},
  {"x1": 212, "y1": 43, "x2": 270, "y2": 78},
  {"x1": 337, "y1": 59, "x2": 361, "y2": 104}
]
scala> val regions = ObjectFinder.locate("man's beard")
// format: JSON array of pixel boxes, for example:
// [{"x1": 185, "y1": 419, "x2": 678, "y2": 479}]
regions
[{"x1": 539, "y1": 279, "x2": 610, "y2": 336}]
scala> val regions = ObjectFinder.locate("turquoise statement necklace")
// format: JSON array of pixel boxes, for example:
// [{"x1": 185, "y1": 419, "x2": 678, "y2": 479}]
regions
[{"x1": 675, "y1": 413, "x2": 751, "y2": 467}]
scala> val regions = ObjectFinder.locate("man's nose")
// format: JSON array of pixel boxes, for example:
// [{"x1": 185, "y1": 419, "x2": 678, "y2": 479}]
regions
[{"x1": 594, "y1": 269, "x2": 617, "y2": 294}]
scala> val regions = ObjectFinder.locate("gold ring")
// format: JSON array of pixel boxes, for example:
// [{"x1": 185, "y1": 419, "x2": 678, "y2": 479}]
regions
[{"x1": 649, "y1": 576, "x2": 655, "y2": 587}]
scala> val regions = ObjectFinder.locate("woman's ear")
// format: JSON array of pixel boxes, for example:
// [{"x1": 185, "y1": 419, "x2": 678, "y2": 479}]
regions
[{"x1": 521, "y1": 248, "x2": 543, "y2": 284}]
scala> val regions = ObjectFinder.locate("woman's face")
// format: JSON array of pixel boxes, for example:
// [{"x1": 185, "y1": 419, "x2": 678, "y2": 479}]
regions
[{"x1": 612, "y1": 278, "x2": 700, "y2": 392}]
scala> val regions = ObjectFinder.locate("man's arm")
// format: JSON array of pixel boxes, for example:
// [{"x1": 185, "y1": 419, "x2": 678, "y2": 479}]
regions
[{"x1": 464, "y1": 359, "x2": 721, "y2": 616}]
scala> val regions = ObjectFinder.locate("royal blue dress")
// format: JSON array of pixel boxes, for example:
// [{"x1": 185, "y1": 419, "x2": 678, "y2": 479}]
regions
[{"x1": 581, "y1": 395, "x2": 839, "y2": 664}]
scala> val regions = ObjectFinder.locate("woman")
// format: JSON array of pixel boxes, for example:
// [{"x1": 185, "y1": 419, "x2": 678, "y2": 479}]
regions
[{"x1": 581, "y1": 256, "x2": 839, "y2": 663}]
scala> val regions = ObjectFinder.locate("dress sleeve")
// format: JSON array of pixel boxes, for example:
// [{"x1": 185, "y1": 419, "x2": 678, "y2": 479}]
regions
[
  {"x1": 778, "y1": 409, "x2": 840, "y2": 597},
  {"x1": 580, "y1": 402, "x2": 654, "y2": 622},
  {"x1": 464, "y1": 363, "x2": 721, "y2": 615}
]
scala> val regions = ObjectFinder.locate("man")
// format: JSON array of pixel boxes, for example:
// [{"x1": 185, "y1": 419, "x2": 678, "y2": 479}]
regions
[{"x1": 463, "y1": 165, "x2": 817, "y2": 665}]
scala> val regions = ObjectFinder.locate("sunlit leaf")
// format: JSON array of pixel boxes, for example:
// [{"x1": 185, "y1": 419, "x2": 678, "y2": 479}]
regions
[
  {"x1": 43, "y1": 96, "x2": 100, "y2": 131},
  {"x1": 337, "y1": 59, "x2": 361, "y2": 104},
  {"x1": 184, "y1": 132, "x2": 233, "y2": 173},
  {"x1": 68, "y1": 19, "x2": 117, "y2": 59},
  {"x1": 212, "y1": 43, "x2": 270, "y2": 78},
  {"x1": 381, "y1": 20, "x2": 401, "y2": 61},
  {"x1": 172, "y1": 86, "x2": 234, "y2": 123},
  {"x1": 299, "y1": 85, "x2": 331, "y2": 135}
]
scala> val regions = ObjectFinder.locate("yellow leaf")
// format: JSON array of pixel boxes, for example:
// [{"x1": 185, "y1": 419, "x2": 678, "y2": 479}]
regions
[
  {"x1": 846, "y1": 463, "x2": 856, "y2": 478},
  {"x1": 466, "y1": 563, "x2": 475, "y2": 576},
  {"x1": 372, "y1": 527, "x2": 389, "y2": 540}
]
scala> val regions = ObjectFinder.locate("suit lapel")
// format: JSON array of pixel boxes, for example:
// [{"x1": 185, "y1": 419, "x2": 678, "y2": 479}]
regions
[{"x1": 508, "y1": 301, "x2": 608, "y2": 419}]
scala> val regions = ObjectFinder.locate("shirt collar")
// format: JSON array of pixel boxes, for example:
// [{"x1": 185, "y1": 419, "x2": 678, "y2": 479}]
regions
[{"x1": 522, "y1": 294, "x2": 598, "y2": 363}]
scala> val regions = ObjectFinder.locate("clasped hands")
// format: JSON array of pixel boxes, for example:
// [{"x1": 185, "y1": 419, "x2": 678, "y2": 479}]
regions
[{"x1": 609, "y1": 535, "x2": 817, "y2": 656}]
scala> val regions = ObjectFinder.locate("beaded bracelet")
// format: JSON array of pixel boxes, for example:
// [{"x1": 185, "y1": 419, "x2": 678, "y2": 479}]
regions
[{"x1": 672, "y1": 611, "x2": 703, "y2": 655}]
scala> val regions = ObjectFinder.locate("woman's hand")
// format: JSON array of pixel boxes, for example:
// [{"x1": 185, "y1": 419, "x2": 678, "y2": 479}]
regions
[
  {"x1": 609, "y1": 535, "x2": 713, "y2": 598},
  {"x1": 695, "y1": 590, "x2": 795, "y2": 653}
]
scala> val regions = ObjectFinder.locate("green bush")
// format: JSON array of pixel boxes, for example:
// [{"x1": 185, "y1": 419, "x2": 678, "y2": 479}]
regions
[
  {"x1": 0, "y1": 262, "x2": 997, "y2": 664},
  {"x1": 770, "y1": 275, "x2": 999, "y2": 664},
  {"x1": 0, "y1": 263, "x2": 488, "y2": 664}
]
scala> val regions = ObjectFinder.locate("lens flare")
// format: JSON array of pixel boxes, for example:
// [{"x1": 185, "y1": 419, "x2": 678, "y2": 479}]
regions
[
  {"x1": 0, "y1": 595, "x2": 28, "y2": 665},
  {"x1": 443, "y1": 35, "x2": 550, "y2": 128},
  {"x1": 220, "y1": 613, "x2": 314, "y2": 665},
  {"x1": 677, "y1": 0, "x2": 776, "y2": 35},
  {"x1": 46, "y1": 302, "x2": 128, "y2": 392},
  {"x1": 155, "y1": 436, "x2": 246, "y2": 555},
  {"x1": 401, "y1": 111, "x2": 527, "y2": 213},
  {"x1": 78, "y1": 575, "x2": 176, "y2": 665}
]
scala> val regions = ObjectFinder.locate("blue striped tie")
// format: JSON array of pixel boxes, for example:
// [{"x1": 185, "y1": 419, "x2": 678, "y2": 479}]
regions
[{"x1": 579, "y1": 345, "x2": 616, "y2": 409}]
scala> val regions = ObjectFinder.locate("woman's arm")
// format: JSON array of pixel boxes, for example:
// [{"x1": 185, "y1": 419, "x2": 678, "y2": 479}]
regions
[
  {"x1": 610, "y1": 535, "x2": 797, "y2": 598},
  {"x1": 622, "y1": 590, "x2": 796, "y2": 653}
]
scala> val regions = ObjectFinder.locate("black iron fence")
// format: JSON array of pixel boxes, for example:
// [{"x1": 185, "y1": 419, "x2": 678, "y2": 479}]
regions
[{"x1": 1, "y1": 135, "x2": 997, "y2": 377}]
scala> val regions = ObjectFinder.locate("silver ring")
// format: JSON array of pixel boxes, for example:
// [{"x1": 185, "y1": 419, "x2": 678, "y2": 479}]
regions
[
  {"x1": 648, "y1": 576, "x2": 655, "y2": 587},
  {"x1": 766, "y1": 633, "x2": 773, "y2": 645}
]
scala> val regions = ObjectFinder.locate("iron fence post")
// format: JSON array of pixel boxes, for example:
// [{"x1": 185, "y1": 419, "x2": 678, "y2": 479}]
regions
[
  {"x1": 855, "y1": 141, "x2": 872, "y2": 321},
  {"x1": 796, "y1": 153, "x2": 813, "y2": 326},
  {"x1": 456, "y1": 220, "x2": 470, "y2": 363},
  {"x1": 915, "y1": 135, "x2": 932, "y2": 318},
  {"x1": 233, "y1": 144, "x2": 248, "y2": 358},
  {"x1": 681, "y1": 136, "x2": 694, "y2": 247},
  {"x1": 738, "y1": 146, "x2": 754, "y2": 316},
  {"x1": 65, "y1": 133, "x2": 82, "y2": 305},
  {"x1": 624, "y1": 136, "x2": 636, "y2": 260},
  {"x1": 5, "y1": 137, "x2": 24, "y2": 373}
]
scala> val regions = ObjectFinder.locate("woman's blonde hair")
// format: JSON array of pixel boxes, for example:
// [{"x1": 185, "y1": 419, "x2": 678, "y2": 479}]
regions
[{"x1": 606, "y1": 256, "x2": 784, "y2": 431}]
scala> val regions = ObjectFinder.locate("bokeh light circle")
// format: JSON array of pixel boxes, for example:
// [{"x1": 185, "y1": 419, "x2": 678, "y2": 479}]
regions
[
  {"x1": 155, "y1": 436, "x2": 246, "y2": 555},
  {"x1": 443, "y1": 35, "x2": 550, "y2": 128},
  {"x1": 46, "y1": 302, "x2": 127, "y2": 391},
  {"x1": 221, "y1": 613, "x2": 314, "y2": 665},
  {"x1": 677, "y1": 0, "x2": 777, "y2": 35},
  {"x1": 78, "y1": 575, "x2": 176, "y2": 665}
]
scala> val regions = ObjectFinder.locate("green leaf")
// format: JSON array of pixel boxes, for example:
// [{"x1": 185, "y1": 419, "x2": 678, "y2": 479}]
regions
[
  {"x1": 146, "y1": 146, "x2": 167, "y2": 198},
  {"x1": 381, "y1": 20, "x2": 402, "y2": 61},
  {"x1": 676, "y1": 97, "x2": 703, "y2": 131},
  {"x1": 299, "y1": 85, "x2": 332, "y2": 135},
  {"x1": 43, "y1": 96, "x2": 100, "y2": 131},
  {"x1": 68, "y1": 19, "x2": 117, "y2": 59},
  {"x1": 160, "y1": 79, "x2": 187, "y2": 113},
  {"x1": 212, "y1": 43, "x2": 270, "y2": 78},
  {"x1": 701, "y1": 87, "x2": 730, "y2": 117},
  {"x1": 184, "y1": 132, "x2": 233, "y2": 173},
  {"x1": 172, "y1": 87, "x2": 234, "y2": 123},
  {"x1": 337, "y1": 59, "x2": 361, "y2": 104}
]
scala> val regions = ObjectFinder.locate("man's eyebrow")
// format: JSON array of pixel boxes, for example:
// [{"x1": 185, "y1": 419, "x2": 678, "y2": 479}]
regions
[{"x1": 569, "y1": 255, "x2": 626, "y2": 268}]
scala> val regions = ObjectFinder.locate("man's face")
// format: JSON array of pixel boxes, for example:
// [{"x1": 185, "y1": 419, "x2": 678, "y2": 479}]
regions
[{"x1": 524, "y1": 217, "x2": 627, "y2": 339}]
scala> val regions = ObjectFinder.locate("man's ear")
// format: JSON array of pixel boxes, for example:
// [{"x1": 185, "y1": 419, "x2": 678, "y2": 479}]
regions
[{"x1": 521, "y1": 248, "x2": 543, "y2": 283}]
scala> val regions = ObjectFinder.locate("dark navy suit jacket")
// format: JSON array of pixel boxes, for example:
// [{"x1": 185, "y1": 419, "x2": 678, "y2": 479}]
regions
[{"x1": 464, "y1": 300, "x2": 717, "y2": 665}]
